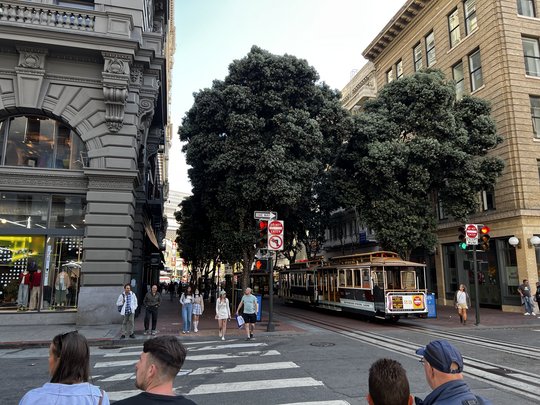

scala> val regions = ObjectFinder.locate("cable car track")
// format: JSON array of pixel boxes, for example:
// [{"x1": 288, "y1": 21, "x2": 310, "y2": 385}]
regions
[{"x1": 276, "y1": 309, "x2": 540, "y2": 401}]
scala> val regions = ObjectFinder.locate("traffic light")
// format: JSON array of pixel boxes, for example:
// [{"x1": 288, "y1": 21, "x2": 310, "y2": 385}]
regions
[
  {"x1": 257, "y1": 220, "x2": 268, "y2": 249},
  {"x1": 254, "y1": 259, "x2": 268, "y2": 272},
  {"x1": 458, "y1": 226, "x2": 467, "y2": 250},
  {"x1": 479, "y1": 225, "x2": 491, "y2": 251}
]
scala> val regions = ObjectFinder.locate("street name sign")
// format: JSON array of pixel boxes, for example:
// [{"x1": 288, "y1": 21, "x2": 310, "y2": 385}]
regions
[{"x1": 254, "y1": 211, "x2": 277, "y2": 220}]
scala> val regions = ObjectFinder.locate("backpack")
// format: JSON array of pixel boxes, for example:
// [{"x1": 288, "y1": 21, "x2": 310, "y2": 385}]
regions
[{"x1": 117, "y1": 293, "x2": 125, "y2": 312}]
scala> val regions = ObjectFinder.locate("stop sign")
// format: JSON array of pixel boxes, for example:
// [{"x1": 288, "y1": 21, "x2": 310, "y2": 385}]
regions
[{"x1": 466, "y1": 224, "x2": 478, "y2": 238}]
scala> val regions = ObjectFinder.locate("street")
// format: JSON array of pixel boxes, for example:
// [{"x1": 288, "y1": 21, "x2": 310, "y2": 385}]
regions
[{"x1": 1, "y1": 304, "x2": 540, "y2": 405}]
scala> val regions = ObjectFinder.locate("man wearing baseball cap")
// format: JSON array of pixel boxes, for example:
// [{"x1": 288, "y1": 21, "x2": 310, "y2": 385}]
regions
[{"x1": 415, "y1": 340, "x2": 492, "y2": 404}]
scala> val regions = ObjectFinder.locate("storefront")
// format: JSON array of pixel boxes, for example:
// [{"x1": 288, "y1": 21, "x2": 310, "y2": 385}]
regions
[{"x1": 0, "y1": 192, "x2": 85, "y2": 311}]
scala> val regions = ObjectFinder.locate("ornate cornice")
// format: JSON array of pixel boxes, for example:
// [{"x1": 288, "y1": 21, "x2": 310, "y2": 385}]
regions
[{"x1": 0, "y1": 168, "x2": 87, "y2": 192}]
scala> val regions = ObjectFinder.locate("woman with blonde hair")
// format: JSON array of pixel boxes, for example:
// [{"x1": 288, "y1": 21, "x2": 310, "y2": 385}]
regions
[
  {"x1": 20, "y1": 331, "x2": 109, "y2": 404},
  {"x1": 454, "y1": 284, "x2": 471, "y2": 325},
  {"x1": 215, "y1": 290, "x2": 231, "y2": 340},
  {"x1": 192, "y1": 289, "x2": 204, "y2": 332}
]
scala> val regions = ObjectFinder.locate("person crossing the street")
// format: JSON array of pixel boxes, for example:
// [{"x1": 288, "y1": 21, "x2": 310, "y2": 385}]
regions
[{"x1": 236, "y1": 287, "x2": 258, "y2": 340}]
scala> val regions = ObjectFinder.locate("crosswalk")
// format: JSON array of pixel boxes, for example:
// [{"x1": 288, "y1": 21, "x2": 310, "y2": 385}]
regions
[{"x1": 94, "y1": 339, "x2": 352, "y2": 404}]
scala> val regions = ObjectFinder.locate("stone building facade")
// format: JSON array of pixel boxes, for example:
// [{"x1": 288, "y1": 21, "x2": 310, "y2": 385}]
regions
[
  {"x1": 342, "y1": 0, "x2": 540, "y2": 311},
  {"x1": 0, "y1": 0, "x2": 173, "y2": 325}
]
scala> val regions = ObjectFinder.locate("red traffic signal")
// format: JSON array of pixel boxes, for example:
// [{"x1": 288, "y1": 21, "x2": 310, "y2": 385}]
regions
[
  {"x1": 478, "y1": 225, "x2": 491, "y2": 251},
  {"x1": 257, "y1": 221, "x2": 268, "y2": 249}
]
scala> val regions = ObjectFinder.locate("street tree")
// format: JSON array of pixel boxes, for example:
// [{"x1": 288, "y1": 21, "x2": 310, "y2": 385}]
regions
[
  {"x1": 334, "y1": 69, "x2": 504, "y2": 259},
  {"x1": 179, "y1": 46, "x2": 350, "y2": 287}
]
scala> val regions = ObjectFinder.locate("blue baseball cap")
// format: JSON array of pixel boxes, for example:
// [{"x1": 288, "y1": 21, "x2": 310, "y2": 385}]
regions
[{"x1": 416, "y1": 340, "x2": 463, "y2": 374}]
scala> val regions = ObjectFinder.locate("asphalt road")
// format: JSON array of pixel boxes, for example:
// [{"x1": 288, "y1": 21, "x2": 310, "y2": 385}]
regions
[{"x1": 1, "y1": 307, "x2": 539, "y2": 405}]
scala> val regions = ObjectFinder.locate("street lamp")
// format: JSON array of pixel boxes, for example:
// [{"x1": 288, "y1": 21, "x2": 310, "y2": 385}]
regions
[
  {"x1": 529, "y1": 235, "x2": 540, "y2": 248},
  {"x1": 508, "y1": 236, "x2": 520, "y2": 249}
]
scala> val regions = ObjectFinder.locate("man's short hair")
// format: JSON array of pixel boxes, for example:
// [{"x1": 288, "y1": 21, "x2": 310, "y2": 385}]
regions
[
  {"x1": 369, "y1": 358, "x2": 410, "y2": 405},
  {"x1": 143, "y1": 336, "x2": 187, "y2": 379}
]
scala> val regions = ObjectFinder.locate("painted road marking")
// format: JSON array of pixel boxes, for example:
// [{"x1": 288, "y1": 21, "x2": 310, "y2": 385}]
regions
[
  {"x1": 189, "y1": 361, "x2": 298, "y2": 375},
  {"x1": 186, "y1": 377, "x2": 324, "y2": 395}
]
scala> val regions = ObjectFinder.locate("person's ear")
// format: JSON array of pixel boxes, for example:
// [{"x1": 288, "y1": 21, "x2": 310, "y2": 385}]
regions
[
  {"x1": 408, "y1": 394, "x2": 414, "y2": 405},
  {"x1": 366, "y1": 393, "x2": 374, "y2": 405}
]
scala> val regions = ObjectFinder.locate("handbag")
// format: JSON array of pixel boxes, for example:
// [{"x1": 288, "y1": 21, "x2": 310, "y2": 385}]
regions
[{"x1": 236, "y1": 315, "x2": 245, "y2": 328}]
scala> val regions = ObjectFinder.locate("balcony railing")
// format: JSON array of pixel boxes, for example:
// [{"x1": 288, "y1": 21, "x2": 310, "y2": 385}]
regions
[{"x1": 0, "y1": 2, "x2": 95, "y2": 31}]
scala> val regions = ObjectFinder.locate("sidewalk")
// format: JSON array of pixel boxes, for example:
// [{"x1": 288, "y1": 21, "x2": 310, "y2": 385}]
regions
[{"x1": 0, "y1": 294, "x2": 538, "y2": 349}]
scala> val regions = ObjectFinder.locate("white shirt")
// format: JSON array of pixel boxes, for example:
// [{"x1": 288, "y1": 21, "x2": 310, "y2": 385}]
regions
[{"x1": 456, "y1": 290, "x2": 467, "y2": 305}]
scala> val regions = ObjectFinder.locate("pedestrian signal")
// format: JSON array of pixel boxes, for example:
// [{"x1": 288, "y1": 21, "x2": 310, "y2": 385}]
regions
[{"x1": 254, "y1": 259, "x2": 268, "y2": 272}]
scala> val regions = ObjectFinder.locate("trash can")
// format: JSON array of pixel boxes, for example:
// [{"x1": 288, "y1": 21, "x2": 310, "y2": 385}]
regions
[
  {"x1": 426, "y1": 293, "x2": 437, "y2": 318},
  {"x1": 255, "y1": 294, "x2": 262, "y2": 322}
]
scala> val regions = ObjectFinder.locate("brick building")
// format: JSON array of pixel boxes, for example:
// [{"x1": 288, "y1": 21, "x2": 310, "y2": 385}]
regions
[{"x1": 342, "y1": 0, "x2": 540, "y2": 311}]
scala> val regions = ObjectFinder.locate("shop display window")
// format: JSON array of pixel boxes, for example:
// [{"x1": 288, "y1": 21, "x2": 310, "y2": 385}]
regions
[
  {"x1": 0, "y1": 115, "x2": 87, "y2": 169},
  {"x1": 0, "y1": 193, "x2": 50, "y2": 230},
  {"x1": 0, "y1": 235, "x2": 82, "y2": 310}
]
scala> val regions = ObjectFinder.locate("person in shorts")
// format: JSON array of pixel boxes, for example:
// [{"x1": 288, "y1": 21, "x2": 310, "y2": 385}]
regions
[
  {"x1": 453, "y1": 284, "x2": 471, "y2": 325},
  {"x1": 236, "y1": 287, "x2": 258, "y2": 340}
]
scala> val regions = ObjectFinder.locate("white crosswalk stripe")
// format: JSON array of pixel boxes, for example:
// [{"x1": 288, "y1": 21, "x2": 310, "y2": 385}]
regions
[{"x1": 93, "y1": 339, "x2": 350, "y2": 404}]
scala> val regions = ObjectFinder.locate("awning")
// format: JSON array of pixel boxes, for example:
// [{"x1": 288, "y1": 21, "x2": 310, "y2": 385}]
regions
[{"x1": 143, "y1": 215, "x2": 160, "y2": 250}]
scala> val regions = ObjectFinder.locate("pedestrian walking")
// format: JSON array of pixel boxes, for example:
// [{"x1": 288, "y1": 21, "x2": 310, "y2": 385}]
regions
[
  {"x1": 518, "y1": 279, "x2": 536, "y2": 315},
  {"x1": 415, "y1": 340, "x2": 492, "y2": 404},
  {"x1": 535, "y1": 282, "x2": 540, "y2": 317},
  {"x1": 19, "y1": 331, "x2": 109, "y2": 405},
  {"x1": 117, "y1": 283, "x2": 138, "y2": 339},
  {"x1": 215, "y1": 290, "x2": 231, "y2": 340},
  {"x1": 168, "y1": 282, "x2": 175, "y2": 301},
  {"x1": 179, "y1": 286, "x2": 194, "y2": 334},
  {"x1": 453, "y1": 284, "x2": 471, "y2": 325},
  {"x1": 236, "y1": 287, "x2": 258, "y2": 340},
  {"x1": 143, "y1": 284, "x2": 161, "y2": 335},
  {"x1": 368, "y1": 358, "x2": 412, "y2": 405},
  {"x1": 113, "y1": 336, "x2": 196, "y2": 404},
  {"x1": 192, "y1": 289, "x2": 204, "y2": 332}
]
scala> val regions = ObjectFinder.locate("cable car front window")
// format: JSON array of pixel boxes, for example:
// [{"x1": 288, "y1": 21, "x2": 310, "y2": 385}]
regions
[{"x1": 401, "y1": 270, "x2": 417, "y2": 289}]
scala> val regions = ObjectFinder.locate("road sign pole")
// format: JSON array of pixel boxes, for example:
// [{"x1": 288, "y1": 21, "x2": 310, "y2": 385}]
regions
[
  {"x1": 267, "y1": 254, "x2": 275, "y2": 332},
  {"x1": 473, "y1": 245, "x2": 481, "y2": 326}
]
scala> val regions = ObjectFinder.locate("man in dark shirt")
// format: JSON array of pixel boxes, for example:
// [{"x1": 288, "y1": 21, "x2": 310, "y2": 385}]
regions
[
  {"x1": 415, "y1": 340, "x2": 492, "y2": 405},
  {"x1": 114, "y1": 336, "x2": 196, "y2": 404},
  {"x1": 143, "y1": 284, "x2": 162, "y2": 335}
]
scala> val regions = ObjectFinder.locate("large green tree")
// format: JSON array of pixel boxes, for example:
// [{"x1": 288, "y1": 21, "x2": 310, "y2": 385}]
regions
[
  {"x1": 334, "y1": 70, "x2": 504, "y2": 259},
  {"x1": 179, "y1": 46, "x2": 350, "y2": 286}
]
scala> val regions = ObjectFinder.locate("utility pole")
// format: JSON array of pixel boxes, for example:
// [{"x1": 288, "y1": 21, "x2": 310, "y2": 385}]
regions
[
  {"x1": 472, "y1": 245, "x2": 480, "y2": 326},
  {"x1": 266, "y1": 253, "x2": 275, "y2": 332}
]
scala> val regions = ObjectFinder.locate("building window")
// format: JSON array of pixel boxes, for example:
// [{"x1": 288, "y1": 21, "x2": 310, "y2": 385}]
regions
[
  {"x1": 523, "y1": 37, "x2": 540, "y2": 76},
  {"x1": 396, "y1": 60, "x2": 403, "y2": 79},
  {"x1": 469, "y1": 49, "x2": 483, "y2": 91},
  {"x1": 453, "y1": 61, "x2": 465, "y2": 100},
  {"x1": 518, "y1": 0, "x2": 536, "y2": 17},
  {"x1": 413, "y1": 43, "x2": 423, "y2": 71},
  {"x1": 530, "y1": 96, "x2": 540, "y2": 137},
  {"x1": 0, "y1": 116, "x2": 86, "y2": 169},
  {"x1": 425, "y1": 31, "x2": 436, "y2": 67},
  {"x1": 386, "y1": 68, "x2": 394, "y2": 83},
  {"x1": 537, "y1": 159, "x2": 540, "y2": 182},
  {"x1": 464, "y1": 0, "x2": 478, "y2": 35},
  {"x1": 448, "y1": 9, "x2": 461, "y2": 48},
  {"x1": 56, "y1": 0, "x2": 94, "y2": 10},
  {"x1": 481, "y1": 189, "x2": 495, "y2": 211}
]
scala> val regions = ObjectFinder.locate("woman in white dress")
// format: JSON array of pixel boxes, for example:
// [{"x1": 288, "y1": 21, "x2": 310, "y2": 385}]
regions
[
  {"x1": 454, "y1": 284, "x2": 471, "y2": 325},
  {"x1": 192, "y1": 289, "x2": 204, "y2": 332},
  {"x1": 215, "y1": 290, "x2": 231, "y2": 340}
]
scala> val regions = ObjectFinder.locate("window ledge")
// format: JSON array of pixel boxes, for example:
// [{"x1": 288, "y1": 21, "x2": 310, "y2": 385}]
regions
[
  {"x1": 525, "y1": 74, "x2": 540, "y2": 80},
  {"x1": 517, "y1": 14, "x2": 540, "y2": 21},
  {"x1": 471, "y1": 84, "x2": 485, "y2": 95}
]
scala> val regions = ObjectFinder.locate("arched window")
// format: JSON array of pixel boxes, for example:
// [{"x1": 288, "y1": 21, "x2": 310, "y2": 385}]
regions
[{"x1": 0, "y1": 116, "x2": 86, "y2": 170}]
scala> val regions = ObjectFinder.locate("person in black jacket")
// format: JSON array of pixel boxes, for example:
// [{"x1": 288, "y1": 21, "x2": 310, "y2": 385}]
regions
[{"x1": 534, "y1": 281, "x2": 540, "y2": 317}]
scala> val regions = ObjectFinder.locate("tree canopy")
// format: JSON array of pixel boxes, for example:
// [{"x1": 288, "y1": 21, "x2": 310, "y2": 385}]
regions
[
  {"x1": 334, "y1": 69, "x2": 504, "y2": 259},
  {"x1": 178, "y1": 46, "x2": 351, "y2": 284}
]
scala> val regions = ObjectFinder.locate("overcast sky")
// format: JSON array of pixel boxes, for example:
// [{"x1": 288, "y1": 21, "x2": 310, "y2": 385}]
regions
[{"x1": 169, "y1": 0, "x2": 405, "y2": 194}]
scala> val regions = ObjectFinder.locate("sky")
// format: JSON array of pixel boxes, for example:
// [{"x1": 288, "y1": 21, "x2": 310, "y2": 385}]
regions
[{"x1": 169, "y1": 0, "x2": 405, "y2": 194}]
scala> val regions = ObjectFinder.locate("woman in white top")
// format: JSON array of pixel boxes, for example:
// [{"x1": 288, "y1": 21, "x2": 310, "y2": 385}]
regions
[
  {"x1": 179, "y1": 286, "x2": 194, "y2": 334},
  {"x1": 454, "y1": 284, "x2": 471, "y2": 325},
  {"x1": 215, "y1": 290, "x2": 231, "y2": 340},
  {"x1": 192, "y1": 289, "x2": 204, "y2": 332}
]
